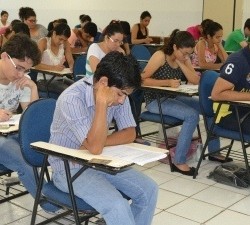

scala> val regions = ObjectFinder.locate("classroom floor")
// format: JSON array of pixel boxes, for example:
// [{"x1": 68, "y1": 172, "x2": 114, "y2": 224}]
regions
[{"x1": 1, "y1": 120, "x2": 250, "y2": 225}]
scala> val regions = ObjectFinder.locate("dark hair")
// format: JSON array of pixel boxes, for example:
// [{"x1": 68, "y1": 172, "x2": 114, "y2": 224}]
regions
[
  {"x1": 140, "y1": 11, "x2": 151, "y2": 20},
  {"x1": 80, "y1": 15, "x2": 91, "y2": 23},
  {"x1": 47, "y1": 18, "x2": 68, "y2": 32},
  {"x1": 244, "y1": 18, "x2": 250, "y2": 29},
  {"x1": 4, "y1": 19, "x2": 21, "y2": 37},
  {"x1": 200, "y1": 19, "x2": 214, "y2": 37},
  {"x1": 19, "y1": 7, "x2": 36, "y2": 21},
  {"x1": 94, "y1": 51, "x2": 141, "y2": 90},
  {"x1": 103, "y1": 22, "x2": 124, "y2": 37},
  {"x1": 83, "y1": 22, "x2": 97, "y2": 37},
  {"x1": 79, "y1": 14, "x2": 85, "y2": 20},
  {"x1": 48, "y1": 23, "x2": 71, "y2": 38},
  {"x1": 1, "y1": 33, "x2": 41, "y2": 66},
  {"x1": 163, "y1": 29, "x2": 195, "y2": 55},
  {"x1": 120, "y1": 21, "x2": 130, "y2": 36},
  {"x1": 12, "y1": 22, "x2": 30, "y2": 37},
  {"x1": 203, "y1": 21, "x2": 223, "y2": 38},
  {"x1": 1, "y1": 10, "x2": 8, "y2": 17}
]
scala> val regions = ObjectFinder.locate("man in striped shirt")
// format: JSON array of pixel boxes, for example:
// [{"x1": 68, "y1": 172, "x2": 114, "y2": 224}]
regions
[{"x1": 48, "y1": 51, "x2": 158, "y2": 225}]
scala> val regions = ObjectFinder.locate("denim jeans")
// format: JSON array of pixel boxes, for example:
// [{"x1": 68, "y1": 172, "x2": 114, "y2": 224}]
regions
[
  {"x1": 53, "y1": 167, "x2": 158, "y2": 225},
  {"x1": 0, "y1": 134, "x2": 59, "y2": 212},
  {"x1": 146, "y1": 95, "x2": 219, "y2": 164}
]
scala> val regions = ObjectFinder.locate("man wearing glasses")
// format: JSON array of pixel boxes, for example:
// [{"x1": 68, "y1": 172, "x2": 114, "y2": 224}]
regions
[{"x1": 0, "y1": 33, "x2": 61, "y2": 213}]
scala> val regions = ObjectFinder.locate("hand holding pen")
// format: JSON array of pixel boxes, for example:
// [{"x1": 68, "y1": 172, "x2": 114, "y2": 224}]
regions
[{"x1": 0, "y1": 109, "x2": 12, "y2": 122}]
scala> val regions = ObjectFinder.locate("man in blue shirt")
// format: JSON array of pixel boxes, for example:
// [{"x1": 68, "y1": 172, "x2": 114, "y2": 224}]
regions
[
  {"x1": 48, "y1": 51, "x2": 158, "y2": 225},
  {"x1": 212, "y1": 45, "x2": 250, "y2": 133}
]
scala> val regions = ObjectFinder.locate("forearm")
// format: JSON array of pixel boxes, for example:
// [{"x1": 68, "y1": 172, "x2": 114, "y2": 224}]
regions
[
  {"x1": 106, "y1": 127, "x2": 136, "y2": 146},
  {"x1": 83, "y1": 102, "x2": 108, "y2": 154},
  {"x1": 212, "y1": 90, "x2": 250, "y2": 101},
  {"x1": 142, "y1": 77, "x2": 172, "y2": 87}
]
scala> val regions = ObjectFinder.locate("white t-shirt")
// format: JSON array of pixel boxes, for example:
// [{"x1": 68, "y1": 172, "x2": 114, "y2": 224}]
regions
[
  {"x1": 85, "y1": 43, "x2": 106, "y2": 77},
  {"x1": 0, "y1": 79, "x2": 31, "y2": 112}
]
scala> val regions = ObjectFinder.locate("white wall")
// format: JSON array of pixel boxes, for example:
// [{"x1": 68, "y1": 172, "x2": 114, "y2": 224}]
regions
[{"x1": 0, "y1": 0, "x2": 203, "y2": 36}]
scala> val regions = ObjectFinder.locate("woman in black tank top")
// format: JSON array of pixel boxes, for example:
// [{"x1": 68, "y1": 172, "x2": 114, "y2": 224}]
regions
[{"x1": 131, "y1": 11, "x2": 153, "y2": 44}]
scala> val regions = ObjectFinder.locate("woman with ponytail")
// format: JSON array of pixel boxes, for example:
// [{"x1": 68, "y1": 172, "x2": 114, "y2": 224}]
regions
[{"x1": 142, "y1": 29, "x2": 222, "y2": 176}]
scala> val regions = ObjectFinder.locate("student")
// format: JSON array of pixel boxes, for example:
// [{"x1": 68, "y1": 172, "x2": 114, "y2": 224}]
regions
[
  {"x1": 68, "y1": 21, "x2": 97, "y2": 53},
  {"x1": 0, "y1": 33, "x2": 60, "y2": 213},
  {"x1": 142, "y1": 29, "x2": 228, "y2": 176},
  {"x1": 36, "y1": 23, "x2": 74, "y2": 72},
  {"x1": 99, "y1": 20, "x2": 130, "y2": 55},
  {"x1": 19, "y1": 7, "x2": 48, "y2": 42},
  {"x1": 211, "y1": 45, "x2": 250, "y2": 134},
  {"x1": 0, "y1": 10, "x2": 10, "y2": 28},
  {"x1": 224, "y1": 18, "x2": 250, "y2": 52},
  {"x1": 0, "y1": 22, "x2": 30, "y2": 49},
  {"x1": 131, "y1": 11, "x2": 153, "y2": 44},
  {"x1": 48, "y1": 51, "x2": 158, "y2": 225},
  {"x1": 192, "y1": 21, "x2": 228, "y2": 70},
  {"x1": 85, "y1": 22, "x2": 125, "y2": 77},
  {"x1": 186, "y1": 18, "x2": 213, "y2": 41}
]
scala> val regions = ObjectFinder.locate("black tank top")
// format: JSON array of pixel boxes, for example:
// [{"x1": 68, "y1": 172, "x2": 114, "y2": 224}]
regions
[{"x1": 136, "y1": 24, "x2": 148, "y2": 39}]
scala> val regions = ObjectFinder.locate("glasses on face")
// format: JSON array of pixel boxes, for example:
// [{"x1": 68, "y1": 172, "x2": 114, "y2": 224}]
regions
[
  {"x1": 108, "y1": 36, "x2": 123, "y2": 45},
  {"x1": 27, "y1": 19, "x2": 37, "y2": 23},
  {"x1": 7, "y1": 54, "x2": 30, "y2": 74}
]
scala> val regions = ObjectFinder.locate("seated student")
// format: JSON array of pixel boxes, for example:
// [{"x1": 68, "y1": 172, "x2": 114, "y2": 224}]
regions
[
  {"x1": 192, "y1": 21, "x2": 228, "y2": 70},
  {"x1": 186, "y1": 18, "x2": 213, "y2": 42},
  {"x1": 99, "y1": 20, "x2": 130, "y2": 55},
  {"x1": 35, "y1": 23, "x2": 74, "y2": 96},
  {"x1": 19, "y1": 7, "x2": 48, "y2": 43},
  {"x1": 68, "y1": 21, "x2": 97, "y2": 54},
  {"x1": 0, "y1": 21, "x2": 30, "y2": 49},
  {"x1": 36, "y1": 22, "x2": 74, "y2": 72},
  {"x1": 47, "y1": 18, "x2": 67, "y2": 32},
  {"x1": 131, "y1": 10, "x2": 153, "y2": 44},
  {"x1": 48, "y1": 51, "x2": 158, "y2": 225},
  {"x1": 0, "y1": 10, "x2": 10, "y2": 35},
  {"x1": 224, "y1": 18, "x2": 250, "y2": 52},
  {"x1": 142, "y1": 29, "x2": 228, "y2": 176},
  {"x1": 0, "y1": 33, "x2": 60, "y2": 213},
  {"x1": 211, "y1": 45, "x2": 250, "y2": 134},
  {"x1": 74, "y1": 14, "x2": 90, "y2": 29},
  {"x1": 85, "y1": 22, "x2": 125, "y2": 77}
]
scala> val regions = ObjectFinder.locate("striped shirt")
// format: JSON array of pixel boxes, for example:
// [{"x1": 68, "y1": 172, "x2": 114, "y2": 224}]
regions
[{"x1": 48, "y1": 76, "x2": 136, "y2": 172}]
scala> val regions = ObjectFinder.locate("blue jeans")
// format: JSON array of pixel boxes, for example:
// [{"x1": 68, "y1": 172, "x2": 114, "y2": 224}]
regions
[
  {"x1": 0, "y1": 134, "x2": 59, "y2": 212},
  {"x1": 147, "y1": 96, "x2": 219, "y2": 164},
  {"x1": 53, "y1": 167, "x2": 158, "y2": 225}
]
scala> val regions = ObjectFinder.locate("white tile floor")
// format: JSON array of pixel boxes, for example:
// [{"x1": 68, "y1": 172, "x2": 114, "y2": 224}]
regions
[{"x1": 1, "y1": 121, "x2": 250, "y2": 225}]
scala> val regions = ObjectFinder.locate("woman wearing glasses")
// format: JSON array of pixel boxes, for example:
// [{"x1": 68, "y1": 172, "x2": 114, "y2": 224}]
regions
[
  {"x1": 85, "y1": 22, "x2": 125, "y2": 77},
  {"x1": 19, "y1": 7, "x2": 48, "y2": 43},
  {"x1": 142, "y1": 29, "x2": 223, "y2": 176}
]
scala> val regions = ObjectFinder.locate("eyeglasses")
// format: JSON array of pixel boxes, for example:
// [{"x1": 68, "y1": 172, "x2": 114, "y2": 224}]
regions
[
  {"x1": 7, "y1": 54, "x2": 30, "y2": 74},
  {"x1": 27, "y1": 19, "x2": 37, "y2": 23},
  {"x1": 108, "y1": 36, "x2": 123, "y2": 45}
]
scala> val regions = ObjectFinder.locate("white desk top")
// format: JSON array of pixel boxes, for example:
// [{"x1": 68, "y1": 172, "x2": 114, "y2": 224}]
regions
[
  {"x1": 31, "y1": 142, "x2": 168, "y2": 168},
  {"x1": 143, "y1": 84, "x2": 198, "y2": 94}
]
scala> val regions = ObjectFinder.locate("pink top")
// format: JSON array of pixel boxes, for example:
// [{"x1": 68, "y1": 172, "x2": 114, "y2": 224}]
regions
[
  {"x1": 191, "y1": 40, "x2": 218, "y2": 66},
  {"x1": 186, "y1": 25, "x2": 201, "y2": 41},
  {"x1": 68, "y1": 30, "x2": 78, "y2": 48}
]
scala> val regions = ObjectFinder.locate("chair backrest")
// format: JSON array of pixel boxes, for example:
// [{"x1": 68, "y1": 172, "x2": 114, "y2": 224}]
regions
[
  {"x1": 19, "y1": 98, "x2": 56, "y2": 167},
  {"x1": 199, "y1": 70, "x2": 219, "y2": 118},
  {"x1": 73, "y1": 54, "x2": 87, "y2": 81},
  {"x1": 131, "y1": 45, "x2": 151, "y2": 61}
]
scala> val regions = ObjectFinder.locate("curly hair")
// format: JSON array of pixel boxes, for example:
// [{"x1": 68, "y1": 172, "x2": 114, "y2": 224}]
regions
[
  {"x1": 19, "y1": 7, "x2": 36, "y2": 21},
  {"x1": 94, "y1": 51, "x2": 141, "y2": 90},
  {"x1": 1, "y1": 33, "x2": 41, "y2": 66}
]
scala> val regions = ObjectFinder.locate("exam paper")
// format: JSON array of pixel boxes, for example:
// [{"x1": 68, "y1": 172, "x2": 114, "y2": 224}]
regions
[
  {"x1": 0, "y1": 114, "x2": 21, "y2": 126},
  {"x1": 102, "y1": 145, "x2": 167, "y2": 166}
]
